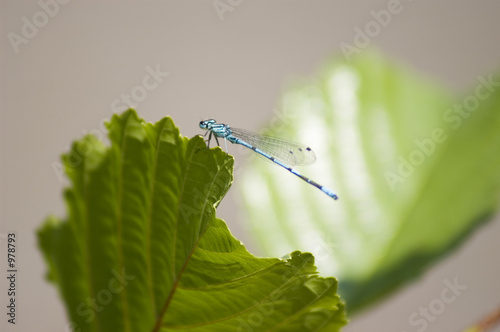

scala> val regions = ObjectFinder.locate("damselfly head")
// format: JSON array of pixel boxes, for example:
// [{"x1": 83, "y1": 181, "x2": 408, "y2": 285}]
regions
[{"x1": 199, "y1": 119, "x2": 216, "y2": 129}]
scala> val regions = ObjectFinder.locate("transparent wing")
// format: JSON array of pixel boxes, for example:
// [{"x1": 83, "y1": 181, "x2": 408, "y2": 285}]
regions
[{"x1": 230, "y1": 127, "x2": 316, "y2": 166}]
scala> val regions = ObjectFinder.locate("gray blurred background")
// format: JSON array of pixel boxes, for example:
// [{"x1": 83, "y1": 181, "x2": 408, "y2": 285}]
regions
[{"x1": 1, "y1": 1, "x2": 500, "y2": 331}]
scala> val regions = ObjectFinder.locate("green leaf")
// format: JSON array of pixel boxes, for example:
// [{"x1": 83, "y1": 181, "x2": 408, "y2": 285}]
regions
[
  {"x1": 237, "y1": 51, "x2": 500, "y2": 313},
  {"x1": 37, "y1": 109, "x2": 347, "y2": 331}
]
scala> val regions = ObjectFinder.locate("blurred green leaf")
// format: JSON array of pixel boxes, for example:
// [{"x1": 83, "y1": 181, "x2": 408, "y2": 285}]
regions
[
  {"x1": 38, "y1": 109, "x2": 346, "y2": 331},
  {"x1": 238, "y1": 51, "x2": 500, "y2": 313}
]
